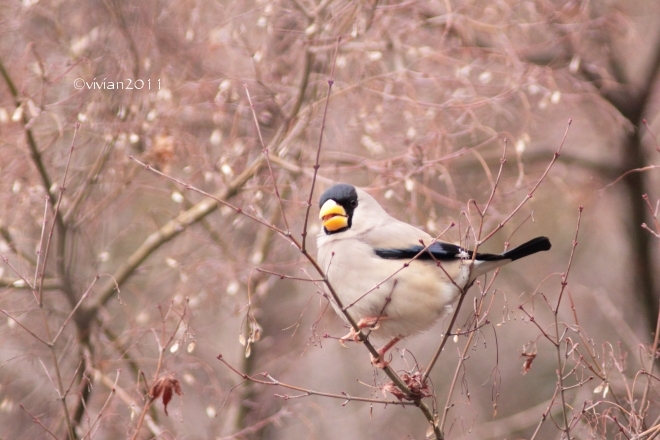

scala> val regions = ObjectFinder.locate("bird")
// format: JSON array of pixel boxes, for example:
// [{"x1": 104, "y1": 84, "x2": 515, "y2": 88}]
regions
[{"x1": 316, "y1": 183, "x2": 551, "y2": 367}]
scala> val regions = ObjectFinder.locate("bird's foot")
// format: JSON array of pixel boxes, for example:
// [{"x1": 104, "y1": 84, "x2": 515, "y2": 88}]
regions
[
  {"x1": 371, "y1": 336, "x2": 401, "y2": 369},
  {"x1": 338, "y1": 316, "x2": 387, "y2": 348},
  {"x1": 339, "y1": 327, "x2": 361, "y2": 348},
  {"x1": 371, "y1": 350, "x2": 390, "y2": 368},
  {"x1": 357, "y1": 316, "x2": 384, "y2": 331}
]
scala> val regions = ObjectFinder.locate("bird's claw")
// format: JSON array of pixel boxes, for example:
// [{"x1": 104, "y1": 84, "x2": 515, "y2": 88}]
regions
[
  {"x1": 357, "y1": 317, "x2": 382, "y2": 331},
  {"x1": 339, "y1": 316, "x2": 385, "y2": 347},
  {"x1": 339, "y1": 327, "x2": 362, "y2": 347},
  {"x1": 371, "y1": 351, "x2": 390, "y2": 369}
]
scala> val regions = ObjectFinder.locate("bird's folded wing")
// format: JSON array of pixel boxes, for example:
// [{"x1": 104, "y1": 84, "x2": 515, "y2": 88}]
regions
[{"x1": 374, "y1": 241, "x2": 469, "y2": 260}]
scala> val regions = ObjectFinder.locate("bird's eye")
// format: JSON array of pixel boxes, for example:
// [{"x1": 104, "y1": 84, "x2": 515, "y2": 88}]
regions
[{"x1": 349, "y1": 199, "x2": 358, "y2": 208}]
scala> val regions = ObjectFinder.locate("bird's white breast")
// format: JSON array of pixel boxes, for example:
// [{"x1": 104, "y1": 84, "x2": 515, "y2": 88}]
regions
[{"x1": 317, "y1": 234, "x2": 469, "y2": 340}]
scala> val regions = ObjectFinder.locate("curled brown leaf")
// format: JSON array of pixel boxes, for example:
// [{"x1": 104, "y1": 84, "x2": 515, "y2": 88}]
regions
[
  {"x1": 149, "y1": 375, "x2": 183, "y2": 416},
  {"x1": 383, "y1": 371, "x2": 432, "y2": 401}
]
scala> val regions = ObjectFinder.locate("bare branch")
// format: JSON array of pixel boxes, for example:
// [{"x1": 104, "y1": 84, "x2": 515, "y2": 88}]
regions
[
  {"x1": 19, "y1": 404, "x2": 60, "y2": 440},
  {"x1": 91, "y1": 155, "x2": 265, "y2": 311},
  {"x1": 216, "y1": 354, "x2": 415, "y2": 406},
  {"x1": 301, "y1": 37, "x2": 339, "y2": 252},
  {"x1": 50, "y1": 275, "x2": 99, "y2": 345},
  {"x1": 244, "y1": 85, "x2": 291, "y2": 235},
  {"x1": 481, "y1": 120, "x2": 571, "y2": 244}
]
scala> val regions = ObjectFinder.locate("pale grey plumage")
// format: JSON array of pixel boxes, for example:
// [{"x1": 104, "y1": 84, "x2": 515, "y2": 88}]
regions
[{"x1": 316, "y1": 184, "x2": 551, "y2": 350}]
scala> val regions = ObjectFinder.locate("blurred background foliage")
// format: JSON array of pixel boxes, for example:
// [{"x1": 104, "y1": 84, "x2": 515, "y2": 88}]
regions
[{"x1": 0, "y1": 0, "x2": 659, "y2": 438}]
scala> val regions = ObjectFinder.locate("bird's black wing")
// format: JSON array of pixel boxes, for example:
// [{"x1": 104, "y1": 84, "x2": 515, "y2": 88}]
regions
[
  {"x1": 374, "y1": 237, "x2": 551, "y2": 262},
  {"x1": 375, "y1": 242, "x2": 496, "y2": 261}
]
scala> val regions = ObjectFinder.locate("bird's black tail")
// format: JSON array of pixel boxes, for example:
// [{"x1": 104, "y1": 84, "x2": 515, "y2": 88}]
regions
[
  {"x1": 464, "y1": 236, "x2": 551, "y2": 281},
  {"x1": 500, "y1": 236, "x2": 551, "y2": 261},
  {"x1": 468, "y1": 237, "x2": 551, "y2": 280},
  {"x1": 473, "y1": 237, "x2": 551, "y2": 261}
]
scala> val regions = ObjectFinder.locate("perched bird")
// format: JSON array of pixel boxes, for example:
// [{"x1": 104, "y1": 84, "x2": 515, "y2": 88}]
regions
[{"x1": 316, "y1": 183, "x2": 551, "y2": 367}]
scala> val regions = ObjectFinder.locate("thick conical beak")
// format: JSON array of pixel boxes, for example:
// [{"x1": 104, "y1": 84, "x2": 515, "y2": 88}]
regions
[{"x1": 319, "y1": 199, "x2": 348, "y2": 232}]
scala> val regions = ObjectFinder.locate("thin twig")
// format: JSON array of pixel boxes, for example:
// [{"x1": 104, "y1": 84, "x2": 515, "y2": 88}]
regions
[
  {"x1": 244, "y1": 85, "x2": 291, "y2": 234},
  {"x1": 301, "y1": 37, "x2": 339, "y2": 252},
  {"x1": 642, "y1": 194, "x2": 660, "y2": 236},
  {"x1": 51, "y1": 275, "x2": 99, "y2": 345},
  {"x1": 19, "y1": 404, "x2": 60, "y2": 440},
  {"x1": 217, "y1": 407, "x2": 293, "y2": 440},
  {"x1": 600, "y1": 166, "x2": 660, "y2": 193},
  {"x1": 130, "y1": 301, "x2": 187, "y2": 440},
  {"x1": 130, "y1": 156, "x2": 285, "y2": 235},
  {"x1": 423, "y1": 142, "x2": 510, "y2": 385},
  {"x1": 216, "y1": 354, "x2": 414, "y2": 405},
  {"x1": 642, "y1": 119, "x2": 660, "y2": 153},
  {"x1": 80, "y1": 369, "x2": 120, "y2": 439},
  {"x1": 0, "y1": 57, "x2": 63, "y2": 230},
  {"x1": 639, "y1": 196, "x2": 660, "y2": 427},
  {"x1": 0, "y1": 253, "x2": 36, "y2": 292},
  {"x1": 553, "y1": 206, "x2": 583, "y2": 439},
  {"x1": 91, "y1": 154, "x2": 265, "y2": 311},
  {"x1": 91, "y1": 367, "x2": 163, "y2": 436},
  {"x1": 439, "y1": 268, "x2": 502, "y2": 431},
  {"x1": 256, "y1": 268, "x2": 324, "y2": 282},
  {"x1": 37, "y1": 123, "x2": 79, "y2": 306},
  {"x1": 480, "y1": 119, "x2": 570, "y2": 244},
  {"x1": 0, "y1": 308, "x2": 49, "y2": 345},
  {"x1": 33, "y1": 196, "x2": 50, "y2": 301}
]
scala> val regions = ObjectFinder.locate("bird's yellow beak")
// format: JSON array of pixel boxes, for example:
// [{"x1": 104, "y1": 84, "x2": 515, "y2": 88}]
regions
[{"x1": 319, "y1": 199, "x2": 348, "y2": 232}]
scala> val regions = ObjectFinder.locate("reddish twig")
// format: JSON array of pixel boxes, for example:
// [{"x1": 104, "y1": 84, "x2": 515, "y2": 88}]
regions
[
  {"x1": 128, "y1": 157, "x2": 287, "y2": 235},
  {"x1": 217, "y1": 407, "x2": 293, "y2": 440},
  {"x1": 642, "y1": 119, "x2": 660, "y2": 153},
  {"x1": 301, "y1": 37, "x2": 340, "y2": 252},
  {"x1": 129, "y1": 301, "x2": 188, "y2": 440},
  {"x1": 37, "y1": 123, "x2": 78, "y2": 306},
  {"x1": 600, "y1": 165, "x2": 660, "y2": 194},
  {"x1": 424, "y1": 141, "x2": 510, "y2": 386},
  {"x1": 256, "y1": 267, "x2": 325, "y2": 282},
  {"x1": 19, "y1": 404, "x2": 60, "y2": 440},
  {"x1": 80, "y1": 369, "x2": 120, "y2": 439},
  {"x1": 50, "y1": 275, "x2": 99, "y2": 345},
  {"x1": 641, "y1": 194, "x2": 660, "y2": 238},
  {"x1": 244, "y1": 85, "x2": 291, "y2": 235},
  {"x1": 216, "y1": 354, "x2": 414, "y2": 406},
  {"x1": 480, "y1": 119, "x2": 570, "y2": 244}
]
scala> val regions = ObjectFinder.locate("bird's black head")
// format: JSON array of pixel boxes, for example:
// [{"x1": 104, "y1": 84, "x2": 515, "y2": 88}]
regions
[{"x1": 318, "y1": 183, "x2": 359, "y2": 234}]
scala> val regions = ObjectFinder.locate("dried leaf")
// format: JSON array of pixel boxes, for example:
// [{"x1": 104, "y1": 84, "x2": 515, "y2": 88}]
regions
[
  {"x1": 149, "y1": 375, "x2": 183, "y2": 416},
  {"x1": 152, "y1": 134, "x2": 175, "y2": 169},
  {"x1": 521, "y1": 353, "x2": 536, "y2": 375},
  {"x1": 383, "y1": 382, "x2": 407, "y2": 401},
  {"x1": 382, "y1": 372, "x2": 432, "y2": 401},
  {"x1": 520, "y1": 344, "x2": 537, "y2": 375}
]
